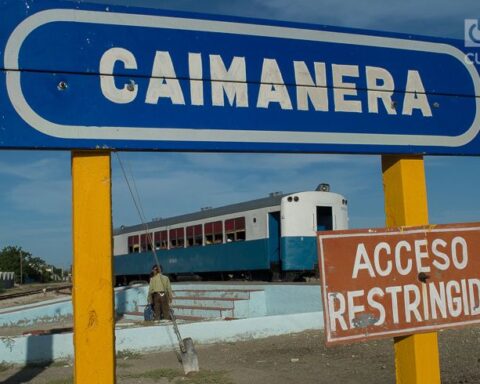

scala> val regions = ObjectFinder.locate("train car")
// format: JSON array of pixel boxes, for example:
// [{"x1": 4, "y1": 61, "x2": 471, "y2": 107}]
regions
[{"x1": 113, "y1": 184, "x2": 348, "y2": 283}]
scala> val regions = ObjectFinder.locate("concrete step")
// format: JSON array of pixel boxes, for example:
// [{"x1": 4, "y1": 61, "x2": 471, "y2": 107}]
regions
[
  {"x1": 172, "y1": 296, "x2": 244, "y2": 309},
  {"x1": 123, "y1": 288, "x2": 265, "y2": 320},
  {"x1": 138, "y1": 300, "x2": 249, "y2": 318},
  {"x1": 171, "y1": 304, "x2": 234, "y2": 319},
  {"x1": 122, "y1": 311, "x2": 210, "y2": 323},
  {"x1": 123, "y1": 311, "x2": 144, "y2": 321},
  {"x1": 173, "y1": 289, "x2": 260, "y2": 300}
]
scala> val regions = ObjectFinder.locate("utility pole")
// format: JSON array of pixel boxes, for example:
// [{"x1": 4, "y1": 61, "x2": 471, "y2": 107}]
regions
[{"x1": 19, "y1": 252, "x2": 22, "y2": 285}]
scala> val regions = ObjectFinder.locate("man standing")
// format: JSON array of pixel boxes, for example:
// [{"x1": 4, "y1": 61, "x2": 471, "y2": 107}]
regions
[{"x1": 148, "y1": 265, "x2": 173, "y2": 320}]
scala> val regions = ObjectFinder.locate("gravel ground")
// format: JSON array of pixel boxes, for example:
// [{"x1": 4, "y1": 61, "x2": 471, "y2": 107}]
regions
[
  {"x1": 0, "y1": 326, "x2": 479, "y2": 384},
  {"x1": 0, "y1": 283, "x2": 71, "y2": 310}
]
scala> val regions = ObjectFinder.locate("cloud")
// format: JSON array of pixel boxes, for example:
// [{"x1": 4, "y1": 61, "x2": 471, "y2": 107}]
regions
[
  {"x1": 6, "y1": 179, "x2": 71, "y2": 216},
  {"x1": 0, "y1": 157, "x2": 66, "y2": 181},
  {"x1": 4, "y1": 0, "x2": 480, "y2": 270},
  {"x1": 79, "y1": 0, "x2": 478, "y2": 38},
  {"x1": 111, "y1": 152, "x2": 383, "y2": 229}
]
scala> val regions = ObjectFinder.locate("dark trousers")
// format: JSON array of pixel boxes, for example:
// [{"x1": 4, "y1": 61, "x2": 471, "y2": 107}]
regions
[{"x1": 152, "y1": 292, "x2": 171, "y2": 320}]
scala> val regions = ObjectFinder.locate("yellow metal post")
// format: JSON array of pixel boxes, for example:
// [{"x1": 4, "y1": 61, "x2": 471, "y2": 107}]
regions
[
  {"x1": 381, "y1": 155, "x2": 440, "y2": 384},
  {"x1": 72, "y1": 151, "x2": 116, "y2": 384}
]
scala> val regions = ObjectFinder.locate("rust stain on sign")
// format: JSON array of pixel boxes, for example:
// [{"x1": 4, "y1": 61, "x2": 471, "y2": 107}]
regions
[{"x1": 317, "y1": 222, "x2": 480, "y2": 346}]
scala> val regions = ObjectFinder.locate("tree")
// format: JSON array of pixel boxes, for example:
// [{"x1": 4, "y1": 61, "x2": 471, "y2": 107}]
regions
[{"x1": 0, "y1": 246, "x2": 52, "y2": 283}]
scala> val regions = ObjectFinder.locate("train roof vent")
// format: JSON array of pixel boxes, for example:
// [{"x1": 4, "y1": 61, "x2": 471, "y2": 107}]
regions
[
  {"x1": 200, "y1": 206, "x2": 213, "y2": 211},
  {"x1": 269, "y1": 191, "x2": 283, "y2": 197},
  {"x1": 316, "y1": 183, "x2": 330, "y2": 192}
]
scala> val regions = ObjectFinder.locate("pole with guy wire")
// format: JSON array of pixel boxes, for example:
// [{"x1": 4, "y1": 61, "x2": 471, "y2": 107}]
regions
[{"x1": 19, "y1": 252, "x2": 22, "y2": 285}]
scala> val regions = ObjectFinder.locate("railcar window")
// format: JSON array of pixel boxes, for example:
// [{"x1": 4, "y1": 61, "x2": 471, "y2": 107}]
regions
[
  {"x1": 225, "y1": 217, "x2": 246, "y2": 242},
  {"x1": 178, "y1": 228, "x2": 185, "y2": 248},
  {"x1": 187, "y1": 226, "x2": 194, "y2": 247},
  {"x1": 154, "y1": 231, "x2": 161, "y2": 250},
  {"x1": 128, "y1": 235, "x2": 140, "y2": 253},
  {"x1": 140, "y1": 233, "x2": 153, "y2": 252},
  {"x1": 169, "y1": 228, "x2": 185, "y2": 248},
  {"x1": 205, "y1": 221, "x2": 223, "y2": 245},
  {"x1": 194, "y1": 224, "x2": 203, "y2": 246},
  {"x1": 187, "y1": 224, "x2": 203, "y2": 247},
  {"x1": 154, "y1": 231, "x2": 168, "y2": 250},
  {"x1": 160, "y1": 230, "x2": 168, "y2": 249},
  {"x1": 205, "y1": 222, "x2": 213, "y2": 245},
  {"x1": 169, "y1": 229, "x2": 177, "y2": 248}
]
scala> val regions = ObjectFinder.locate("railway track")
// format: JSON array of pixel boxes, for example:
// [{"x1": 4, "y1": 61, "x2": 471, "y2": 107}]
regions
[{"x1": 0, "y1": 283, "x2": 72, "y2": 301}]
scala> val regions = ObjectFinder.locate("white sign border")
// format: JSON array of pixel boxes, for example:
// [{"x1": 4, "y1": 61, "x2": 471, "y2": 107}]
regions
[
  {"x1": 5, "y1": 9, "x2": 480, "y2": 147},
  {"x1": 318, "y1": 225, "x2": 480, "y2": 344}
]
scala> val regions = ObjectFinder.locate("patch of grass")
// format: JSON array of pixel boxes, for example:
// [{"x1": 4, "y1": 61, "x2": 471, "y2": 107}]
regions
[
  {"x1": 116, "y1": 349, "x2": 142, "y2": 360},
  {"x1": 45, "y1": 378, "x2": 73, "y2": 384},
  {"x1": 0, "y1": 362, "x2": 11, "y2": 372},
  {"x1": 178, "y1": 370, "x2": 233, "y2": 384},
  {"x1": 117, "y1": 361, "x2": 133, "y2": 369},
  {"x1": 128, "y1": 368, "x2": 183, "y2": 382}
]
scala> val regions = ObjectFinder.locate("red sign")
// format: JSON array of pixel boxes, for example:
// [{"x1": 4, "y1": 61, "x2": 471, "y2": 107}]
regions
[{"x1": 317, "y1": 223, "x2": 480, "y2": 345}]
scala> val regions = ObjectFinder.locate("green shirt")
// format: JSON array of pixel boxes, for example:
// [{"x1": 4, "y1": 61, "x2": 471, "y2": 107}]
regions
[{"x1": 148, "y1": 274, "x2": 173, "y2": 302}]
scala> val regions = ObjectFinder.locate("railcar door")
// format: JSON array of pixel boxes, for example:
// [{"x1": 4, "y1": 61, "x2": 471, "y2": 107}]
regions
[
  {"x1": 268, "y1": 211, "x2": 281, "y2": 277},
  {"x1": 316, "y1": 206, "x2": 333, "y2": 231}
]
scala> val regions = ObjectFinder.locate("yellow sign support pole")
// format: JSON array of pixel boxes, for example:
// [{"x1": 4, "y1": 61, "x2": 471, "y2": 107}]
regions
[
  {"x1": 381, "y1": 155, "x2": 440, "y2": 384},
  {"x1": 72, "y1": 151, "x2": 116, "y2": 384}
]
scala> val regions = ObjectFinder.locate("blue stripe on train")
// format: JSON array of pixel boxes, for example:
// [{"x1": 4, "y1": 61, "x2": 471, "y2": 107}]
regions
[
  {"x1": 114, "y1": 236, "x2": 319, "y2": 276},
  {"x1": 114, "y1": 239, "x2": 270, "y2": 276},
  {"x1": 280, "y1": 236, "x2": 318, "y2": 271}
]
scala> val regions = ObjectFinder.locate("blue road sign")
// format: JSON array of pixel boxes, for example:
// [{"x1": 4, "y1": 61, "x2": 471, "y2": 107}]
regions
[{"x1": 0, "y1": 0, "x2": 479, "y2": 154}]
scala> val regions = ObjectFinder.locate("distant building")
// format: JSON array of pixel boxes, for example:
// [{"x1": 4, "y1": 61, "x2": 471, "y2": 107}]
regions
[{"x1": 0, "y1": 272, "x2": 15, "y2": 289}]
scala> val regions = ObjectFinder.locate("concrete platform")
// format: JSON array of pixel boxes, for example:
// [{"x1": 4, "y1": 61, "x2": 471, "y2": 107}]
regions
[
  {"x1": 0, "y1": 283, "x2": 324, "y2": 364},
  {"x1": 0, "y1": 311, "x2": 324, "y2": 365}
]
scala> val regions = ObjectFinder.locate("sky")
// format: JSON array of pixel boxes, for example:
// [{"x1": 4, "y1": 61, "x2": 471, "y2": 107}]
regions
[{"x1": 0, "y1": 0, "x2": 479, "y2": 268}]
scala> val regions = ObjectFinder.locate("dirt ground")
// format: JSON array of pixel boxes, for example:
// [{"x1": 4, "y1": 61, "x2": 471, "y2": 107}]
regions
[
  {"x1": 0, "y1": 327, "x2": 479, "y2": 384},
  {"x1": 0, "y1": 284, "x2": 71, "y2": 310}
]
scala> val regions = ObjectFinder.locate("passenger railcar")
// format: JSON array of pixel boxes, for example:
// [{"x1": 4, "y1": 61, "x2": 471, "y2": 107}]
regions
[{"x1": 113, "y1": 184, "x2": 348, "y2": 283}]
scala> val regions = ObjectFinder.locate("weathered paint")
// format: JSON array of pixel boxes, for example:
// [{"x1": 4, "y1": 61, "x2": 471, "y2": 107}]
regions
[
  {"x1": 0, "y1": 297, "x2": 72, "y2": 327},
  {"x1": 280, "y1": 236, "x2": 317, "y2": 271},
  {"x1": 318, "y1": 223, "x2": 480, "y2": 345},
  {"x1": 0, "y1": 311, "x2": 324, "y2": 365},
  {"x1": 0, "y1": 284, "x2": 324, "y2": 365},
  {"x1": 382, "y1": 155, "x2": 440, "y2": 384},
  {"x1": 71, "y1": 151, "x2": 115, "y2": 384},
  {"x1": 114, "y1": 239, "x2": 270, "y2": 276},
  {"x1": 0, "y1": 283, "x2": 322, "y2": 328},
  {"x1": 1, "y1": 2, "x2": 479, "y2": 154},
  {"x1": 115, "y1": 235, "x2": 322, "y2": 276}
]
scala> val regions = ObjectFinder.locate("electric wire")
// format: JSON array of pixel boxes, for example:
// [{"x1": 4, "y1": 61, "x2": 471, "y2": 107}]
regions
[{"x1": 114, "y1": 152, "x2": 162, "y2": 272}]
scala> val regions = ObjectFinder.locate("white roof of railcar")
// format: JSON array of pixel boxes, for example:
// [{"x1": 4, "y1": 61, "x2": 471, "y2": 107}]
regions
[
  {"x1": 114, "y1": 189, "x2": 343, "y2": 236},
  {"x1": 114, "y1": 193, "x2": 287, "y2": 235}
]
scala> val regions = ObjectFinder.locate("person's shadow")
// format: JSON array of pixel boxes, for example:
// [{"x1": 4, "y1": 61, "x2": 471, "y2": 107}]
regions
[{"x1": 3, "y1": 332, "x2": 54, "y2": 383}]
